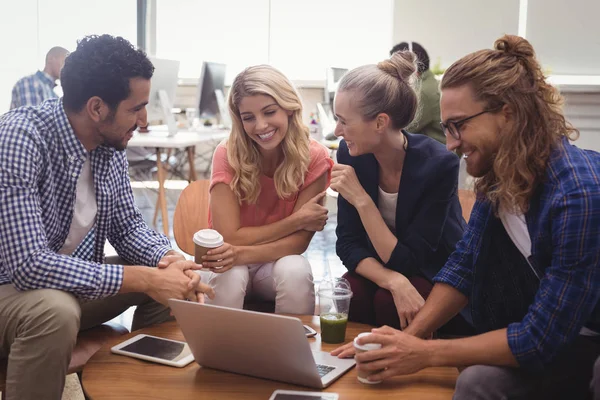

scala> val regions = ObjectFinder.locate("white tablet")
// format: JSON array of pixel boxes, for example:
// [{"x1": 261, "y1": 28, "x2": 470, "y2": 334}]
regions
[
  {"x1": 269, "y1": 390, "x2": 339, "y2": 400},
  {"x1": 111, "y1": 334, "x2": 194, "y2": 368}
]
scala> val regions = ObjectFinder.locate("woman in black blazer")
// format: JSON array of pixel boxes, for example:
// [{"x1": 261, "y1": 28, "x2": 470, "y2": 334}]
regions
[{"x1": 330, "y1": 51, "x2": 471, "y2": 332}]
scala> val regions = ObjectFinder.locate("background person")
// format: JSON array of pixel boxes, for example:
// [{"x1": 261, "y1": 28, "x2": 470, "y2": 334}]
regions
[{"x1": 10, "y1": 46, "x2": 69, "y2": 109}]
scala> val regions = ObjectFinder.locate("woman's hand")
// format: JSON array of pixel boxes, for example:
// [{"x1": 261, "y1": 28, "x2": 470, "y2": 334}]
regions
[
  {"x1": 201, "y1": 242, "x2": 238, "y2": 273},
  {"x1": 330, "y1": 164, "x2": 369, "y2": 207},
  {"x1": 296, "y1": 192, "x2": 329, "y2": 232},
  {"x1": 390, "y1": 276, "x2": 426, "y2": 330}
]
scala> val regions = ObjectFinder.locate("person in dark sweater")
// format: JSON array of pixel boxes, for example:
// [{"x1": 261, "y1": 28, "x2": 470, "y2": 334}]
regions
[{"x1": 330, "y1": 50, "x2": 471, "y2": 332}]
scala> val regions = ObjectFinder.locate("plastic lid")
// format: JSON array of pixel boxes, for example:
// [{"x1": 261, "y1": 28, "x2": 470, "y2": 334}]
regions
[
  {"x1": 193, "y1": 229, "x2": 224, "y2": 248},
  {"x1": 353, "y1": 332, "x2": 382, "y2": 351},
  {"x1": 317, "y1": 277, "x2": 352, "y2": 299}
]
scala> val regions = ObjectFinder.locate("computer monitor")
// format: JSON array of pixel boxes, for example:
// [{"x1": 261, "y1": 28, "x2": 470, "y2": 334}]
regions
[
  {"x1": 318, "y1": 67, "x2": 348, "y2": 140},
  {"x1": 197, "y1": 61, "x2": 230, "y2": 128},
  {"x1": 147, "y1": 57, "x2": 180, "y2": 135},
  {"x1": 324, "y1": 67, "x2": 348, "y2": 105}
]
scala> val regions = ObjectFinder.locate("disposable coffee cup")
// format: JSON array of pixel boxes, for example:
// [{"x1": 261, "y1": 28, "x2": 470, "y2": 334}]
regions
[
  {"x1": 193, "y1": 229, "x2": 224, "y2": 264},
  {"x1": 354, "y1": 332, "x2": 383, "y2": 384}
]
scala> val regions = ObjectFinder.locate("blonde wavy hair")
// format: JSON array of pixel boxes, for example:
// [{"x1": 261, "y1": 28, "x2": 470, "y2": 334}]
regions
[
  {"x1": 226, "y1": 65, "x2": 311, "y2": 204},
  {"x1": 441, "y1": 34, "x2": 579, "y2": 213}
]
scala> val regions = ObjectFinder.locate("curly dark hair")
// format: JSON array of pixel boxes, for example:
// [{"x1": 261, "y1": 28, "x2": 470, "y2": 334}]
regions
[
  {"x1": 61, "y1": 34, "x2": 154, "y2": 112},
  {"x1": 390, "y1": 42, "x2": 430, "y2": 74}
]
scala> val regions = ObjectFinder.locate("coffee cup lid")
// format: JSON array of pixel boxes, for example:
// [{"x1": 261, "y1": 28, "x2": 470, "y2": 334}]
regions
[
  {"x1": 193, "y1": 229, "x2": 224, "y2": 247},
  {"x1": 353, "y1": 332, "x2": 382, "y2": 351}
]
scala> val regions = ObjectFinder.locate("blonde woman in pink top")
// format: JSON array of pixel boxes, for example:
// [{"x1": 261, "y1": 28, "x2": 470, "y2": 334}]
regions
[{"x1": 199, "y1": 65, "x2": 334, "y2": 314}]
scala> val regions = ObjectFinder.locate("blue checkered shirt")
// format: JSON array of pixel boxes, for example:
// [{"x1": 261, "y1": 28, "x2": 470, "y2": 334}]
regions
[
  {"x1": 434, "y1": 138, "x2": 600, "y2": 371},
  {"x1": 10, "y1": 70, "x2": 58, "y2": 109},
  {"x1": 0, "y1": 99, "x2": 172, "y2": 299}
]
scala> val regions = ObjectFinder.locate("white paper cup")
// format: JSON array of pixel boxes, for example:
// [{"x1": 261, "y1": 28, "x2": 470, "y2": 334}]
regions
[{"x1": 354, "y1": 332, "x2": 383, "y2": 384}]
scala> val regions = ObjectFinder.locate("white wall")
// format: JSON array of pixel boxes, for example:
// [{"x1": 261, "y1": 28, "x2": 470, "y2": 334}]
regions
[
  {"x1": 0, "y1": 1, "x2": 39, "y2": 112},
  {"x1": 0, "y1": 0, "x2": 136, "y2": 115},
  {"x1": 526, "y1": 0, "x2": 600, "y2": 75},
  {"x1": 391, "y1": 0, "x2": 520, "y2": 68},
  {"x1": 563, "y1": 90, "x2": 600, "y2": 153}
]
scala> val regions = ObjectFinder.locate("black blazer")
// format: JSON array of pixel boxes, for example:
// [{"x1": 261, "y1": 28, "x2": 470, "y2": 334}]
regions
[{"x1": 335, "y1": 131, "x2": 465, "y2": 282}]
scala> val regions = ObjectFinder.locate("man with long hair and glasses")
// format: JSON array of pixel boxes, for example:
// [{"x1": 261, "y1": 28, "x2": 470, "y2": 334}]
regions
[{"x1": 333, "y1": 34, "x2": 600, "y2": 399}]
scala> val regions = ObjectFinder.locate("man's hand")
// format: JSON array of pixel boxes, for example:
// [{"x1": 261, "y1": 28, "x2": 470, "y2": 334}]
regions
[
  {"x1": 183, "y1": 270, "x2": 215, "y2": 303},
  {"x1": 355, "y1": 326, "x2": 431, "y2": 382},
  {"x1": 331, "y1": 341, "x2": 357, "y2": 358},
  {"x1": 146, "y1": 259, "x2": 203, "y2": 306},
  {"x1": 156, "y1": 251, "x2": 214, "y2": 302},
  {"x1": 157, "y1": 251, "x2": 186, "y2": 268}
]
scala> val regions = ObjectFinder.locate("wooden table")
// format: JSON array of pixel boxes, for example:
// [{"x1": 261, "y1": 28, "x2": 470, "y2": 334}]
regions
[
  {"x1": 128, "y1": 126, "x2": 229, "y2": 234},
  {"x1": 82, "y1": 316, "x2": 458, "y2": 399}
]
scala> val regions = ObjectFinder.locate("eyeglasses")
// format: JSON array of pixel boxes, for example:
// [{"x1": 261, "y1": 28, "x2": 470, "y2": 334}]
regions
[{"x1": 440, "y1": 108, "x2": 500, "y2": 140}]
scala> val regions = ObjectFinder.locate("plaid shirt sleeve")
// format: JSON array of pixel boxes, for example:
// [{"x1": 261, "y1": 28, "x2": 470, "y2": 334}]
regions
[
  {"x1": 10, "y1": 77, "x2": 45, "y2": 109},
  {"x1": 9, "y1": 85, "x2": 20, "y2": 110},
  {"x1": 507, "y1": 188, "x2": 600, "y2": 371},
  {"x1": 433, "y1": 199, "x2": 490, "y2": 297},
  {"x1": 0, "y1": 121, "x2": 123, "y2": 299},
  {"x1": 107, "y1": 153, "x2": 171, "y2": 267}
]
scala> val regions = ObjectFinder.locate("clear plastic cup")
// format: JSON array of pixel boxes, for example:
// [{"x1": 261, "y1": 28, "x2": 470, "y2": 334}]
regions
[{"x1": 318, "y1": 278, "x2": 352, "y2": 344}]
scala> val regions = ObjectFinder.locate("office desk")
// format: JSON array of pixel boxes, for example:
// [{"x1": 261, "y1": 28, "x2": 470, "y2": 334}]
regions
[
  {"x1": 82, "y1": 316, "x2": 458, "y2": 399},
  {"x1": 128, "y1": 126, "x2": 229, "y2": 234}
]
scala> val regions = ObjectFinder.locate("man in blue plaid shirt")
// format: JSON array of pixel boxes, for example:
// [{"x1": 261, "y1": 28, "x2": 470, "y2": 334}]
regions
[
  {"x1": 333, "y1": 35, "x2": 600, "y2": 399},
  {"x1": 0, "y1": 35, "x2": 215, "y2": 400},
  {"x1": 9, "y1": 46, "x2": 69, "y2": 109}
]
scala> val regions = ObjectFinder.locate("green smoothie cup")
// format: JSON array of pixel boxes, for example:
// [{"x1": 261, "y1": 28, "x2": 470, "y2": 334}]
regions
[{"x1": 318, "y1": 278, "x2": 353, "y2": 344}]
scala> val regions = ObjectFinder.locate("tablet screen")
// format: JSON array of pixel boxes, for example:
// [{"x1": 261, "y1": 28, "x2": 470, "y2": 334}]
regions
[
  {"x1": 273, "y1": 395, "x2": 335, "y2": 400},
  {"x1": 121, "y1": 336, "x2": 185, "y2": 361}
]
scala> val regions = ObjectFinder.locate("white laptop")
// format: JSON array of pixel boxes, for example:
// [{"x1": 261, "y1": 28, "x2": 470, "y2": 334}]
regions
[{"x1": 168, "y1": 300, "x2": 356, "y2": 388}]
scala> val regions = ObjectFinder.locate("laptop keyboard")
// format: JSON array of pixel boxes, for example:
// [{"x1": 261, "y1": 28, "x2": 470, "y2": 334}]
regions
[{"x1": 316, "y1": 364, "x2": 336, "y2": 377}]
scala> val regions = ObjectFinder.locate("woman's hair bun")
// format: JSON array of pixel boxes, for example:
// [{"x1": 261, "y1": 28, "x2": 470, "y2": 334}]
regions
[{"x1": 377, "y1": 50, "x2": 417, "y2": 82}]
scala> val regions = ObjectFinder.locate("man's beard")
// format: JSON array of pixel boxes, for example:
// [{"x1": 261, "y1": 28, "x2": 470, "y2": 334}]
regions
[{"x1": 98, "y1": 124, "x2": 137, "y2": 151}]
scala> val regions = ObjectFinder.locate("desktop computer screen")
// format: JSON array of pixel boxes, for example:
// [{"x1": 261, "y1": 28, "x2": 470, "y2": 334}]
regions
[
  {"x1": 319, "y1": 67, "x2": 348, "y2": 139},
  {"x1": 147, "y1": 57, "x2": 180, "y2": 135},
  {"x1": 324, "y1": 67, "x2": 348, "y2": 105},
  {"x1": 197, "y1": 61, "x2": 230, "y2": 128}
]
